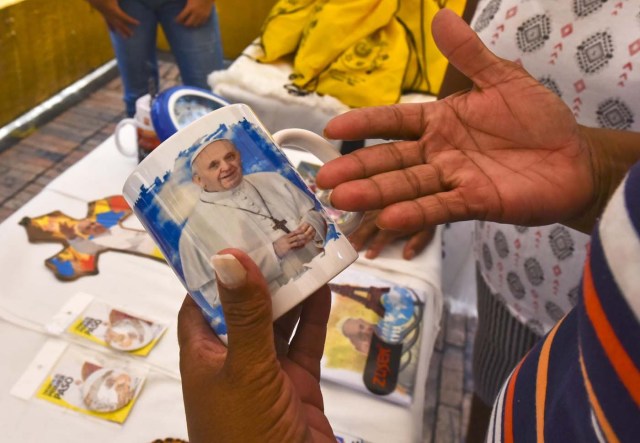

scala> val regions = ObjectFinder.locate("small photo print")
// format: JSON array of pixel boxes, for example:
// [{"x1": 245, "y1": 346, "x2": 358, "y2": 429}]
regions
[
  {"x1": 31, "y1": 344, "x2": 147, "y2": 423},
  {"x1": 47, "y1": 294, "x2": 168, "y2": 357},
  {"x1": 132, "y1": 116, "x2": 342, "y2": 340},
  {"x1": 68, "y1": 303, "x2": 167, "y2": 356}
]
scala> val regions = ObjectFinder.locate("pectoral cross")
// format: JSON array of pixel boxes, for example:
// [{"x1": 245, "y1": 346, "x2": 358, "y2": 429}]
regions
[{"x1": 272, "y1": 218, "x2": 290, "y2": 234}]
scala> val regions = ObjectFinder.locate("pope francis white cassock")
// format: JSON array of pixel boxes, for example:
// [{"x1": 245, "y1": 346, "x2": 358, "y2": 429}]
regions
[{"x1": 179, "y1": 138, "x2": 327, "y2": 307}]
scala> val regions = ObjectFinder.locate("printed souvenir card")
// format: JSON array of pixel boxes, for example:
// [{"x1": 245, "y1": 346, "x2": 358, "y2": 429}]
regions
[
  {"x1": 19, "y1": 195, "x2": 165, "y2": 281},
  {"x1": 47, "y1": 293, "x2": 168, "y2": 356},
  {"x1": 11, "y1": 340, "x2": 147, "y2": 424},
  {"x1": 322, "y1": 267, "x2": 427, "y2": 406}
]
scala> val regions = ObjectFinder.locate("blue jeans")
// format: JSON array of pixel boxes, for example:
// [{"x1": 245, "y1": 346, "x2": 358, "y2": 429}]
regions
[{"x1": 110, "y1": 0, "x2": 224, "y2": 116}]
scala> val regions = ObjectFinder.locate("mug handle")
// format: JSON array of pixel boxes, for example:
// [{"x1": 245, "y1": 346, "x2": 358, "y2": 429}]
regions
[
  {"x1": 272, "y1": 128, "x2": 363, "y2": 236},
  {"x1": 114, "y1": 118, "x2": 139, "y2": 158}
]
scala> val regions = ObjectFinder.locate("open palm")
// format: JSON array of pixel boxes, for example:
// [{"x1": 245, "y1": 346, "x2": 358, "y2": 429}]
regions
[{"x1": 317, "y1": 9, "x2": 594, "y2": 232}]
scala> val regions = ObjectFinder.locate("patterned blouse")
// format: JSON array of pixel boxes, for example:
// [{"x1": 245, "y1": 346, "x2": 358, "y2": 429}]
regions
[{"x1": 471, "y1": 0, "x2": 640, "y2": 334}]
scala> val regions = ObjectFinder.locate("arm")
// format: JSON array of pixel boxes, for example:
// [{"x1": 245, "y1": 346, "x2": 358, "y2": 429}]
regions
[
  {"x1": 181, "y1": 212, "x2": 284, "y2": 291},
  {"x1": 282, "y1": 179, "x2": 327, "y2": 244},
  {"x1": 317, "y1": 9, "x2": 640, "y2": 236},
  {"x1": 301, "y1": 211, "x2": 327, "y2": 246},
  {"x1": 566, "y1": 126, "x2": 640, "y2": 233}
]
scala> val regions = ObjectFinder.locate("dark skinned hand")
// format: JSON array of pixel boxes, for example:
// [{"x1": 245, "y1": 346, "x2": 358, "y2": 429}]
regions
[
  {"x1": 348, "y1": 211, "x2": 436, "y2": 260},
  {"x1": 317, "y1": 9, "x2": 595, "y2": 233},
  {"x1": 178, "y1": 249, "x2": 335, "y2": 443}
]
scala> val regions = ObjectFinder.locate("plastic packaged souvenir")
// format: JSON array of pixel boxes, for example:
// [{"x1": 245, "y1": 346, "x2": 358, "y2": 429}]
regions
[
  {"x1": 11, "y1": 340, "x2": 147, "y2": 424},
  {"x1": 322, "y1": 267, "x2": 428, "y2": 405},
  {"x1": 47, "y1": 292, "x2": 168, "y2": 356}
]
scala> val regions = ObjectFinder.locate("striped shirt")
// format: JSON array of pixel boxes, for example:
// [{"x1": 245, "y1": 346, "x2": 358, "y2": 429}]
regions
[{"x1": 487, "y1": 161, "x2": 640, "y2": 442}]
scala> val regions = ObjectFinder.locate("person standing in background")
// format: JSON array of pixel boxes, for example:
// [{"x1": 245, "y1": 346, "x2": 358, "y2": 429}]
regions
[{"x1": 87, "y1": 0, "x2": 224, "y2": 117}]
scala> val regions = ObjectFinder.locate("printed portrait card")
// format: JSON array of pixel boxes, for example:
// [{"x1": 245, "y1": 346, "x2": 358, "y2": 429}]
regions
[
  {"x1": 11, "y1": 340, "x2": 147, "y2": 424},
  {"x1": 47, "y1": 292, "x2": 168, "y2": 357}
]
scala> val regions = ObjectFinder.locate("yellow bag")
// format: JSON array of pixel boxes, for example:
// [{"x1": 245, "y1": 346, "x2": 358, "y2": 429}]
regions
[
  {"x1": 398, "y1": 0, "x2": 466, "y2": 94},
  {"x1": 258, "y1": 0, "x2": 317, "y2": 62},
  {"x1": 291, "y1": 0, "x2": 399, "y2": 86},
  {"x1": 313, "y1": 18, "x2": 409, "y2": 107},
  {"x1": 258, "y1": 0, "x2": 467, "y2": 106}
]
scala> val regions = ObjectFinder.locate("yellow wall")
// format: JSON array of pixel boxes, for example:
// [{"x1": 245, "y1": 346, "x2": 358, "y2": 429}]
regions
[
  {"x1": 0, "y1": 0, "x2": 23, "y2": 7},
  {"x1": 0, "y1": 0, "x2": 277, "y2": 129},
  {"x1": 216, "y1": 0, "x2": 277, "y2": 59},
  {"x1": 0, "y1": 0, "x2": 114, "y2": 128}
]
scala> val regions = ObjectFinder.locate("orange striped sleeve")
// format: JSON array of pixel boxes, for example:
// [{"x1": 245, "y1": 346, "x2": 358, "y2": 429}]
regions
[
  {"x1": 583, "y1": 260, "x2": 640, "y2": 407},
  {"x1": 504, "y1": 359, "x2": 525, "y2": 443},
  {"x1": 535, "y1": 316, "x2": 565, "y2": 443},
  {"x1": 579, "y1": 349, "x2": 620, "y2": 443}
]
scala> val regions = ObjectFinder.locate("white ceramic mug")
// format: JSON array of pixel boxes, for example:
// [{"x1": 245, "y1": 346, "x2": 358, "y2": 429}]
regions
[
  {"x1": 115, "y1": 94, "x2": 161, "y2": 162},
  {"x1": 123, "y1": 103, "x2": 362, "y2": 343}
]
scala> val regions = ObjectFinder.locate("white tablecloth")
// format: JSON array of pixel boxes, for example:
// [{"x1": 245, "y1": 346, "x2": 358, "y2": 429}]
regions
[{"x1": 0, "y1": 135, "x2": 443, "y2": 442}]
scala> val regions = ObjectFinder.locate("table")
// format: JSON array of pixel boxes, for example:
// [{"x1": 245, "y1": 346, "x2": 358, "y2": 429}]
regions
[{"x1": 0, "y1": 134, "x2": 443, "y2": 442}]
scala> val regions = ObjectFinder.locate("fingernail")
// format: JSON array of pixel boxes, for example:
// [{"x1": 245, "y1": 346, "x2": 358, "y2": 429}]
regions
[
  {"x1": 405, "y1": 249, "x2": 416, "y2": 260},
  {"x1": 211, "y1": 254, "x2": 247, "y2": 289},
  {"x1": 317, "y1": 189, "x2": 333, "y2": 208}
]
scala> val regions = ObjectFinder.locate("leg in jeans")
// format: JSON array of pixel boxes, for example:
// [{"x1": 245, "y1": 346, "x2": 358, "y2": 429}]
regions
[
  {"x1": 109, "y1": 0, "x2": 160, "y2": 117},
  {"x1": 157, "y1": 0, "x2": 224, "y2": 90}
]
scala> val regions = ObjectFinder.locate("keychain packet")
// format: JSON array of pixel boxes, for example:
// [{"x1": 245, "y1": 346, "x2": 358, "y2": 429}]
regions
[
  {"x1": 322, "y1": 267, "x2": 428, "y2": 406},
  {"x1": 11, "y1": 340, "x2": 147, "y2": 424},
  {"x1": 47, "y1": 292, "x2": 168, "y2": 356}
]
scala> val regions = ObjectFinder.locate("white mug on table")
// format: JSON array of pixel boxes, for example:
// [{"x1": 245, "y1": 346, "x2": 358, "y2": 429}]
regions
[{"x1": 114, "y1": 94, "x2": 161, "y2": 162}]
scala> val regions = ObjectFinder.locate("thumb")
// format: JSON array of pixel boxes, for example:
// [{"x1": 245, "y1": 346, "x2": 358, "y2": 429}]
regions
[
  {"x1": 431, "y1": 8, "x2": 510, "y2": 90},
  {"x1": 211, "y1": 250, "x2": 278, "y2": 371}
]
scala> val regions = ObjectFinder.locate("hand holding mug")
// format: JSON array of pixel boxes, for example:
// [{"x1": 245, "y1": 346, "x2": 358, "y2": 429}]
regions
[{"x1": 178, "y1": 250, "x2": 335, "y2": 442}]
